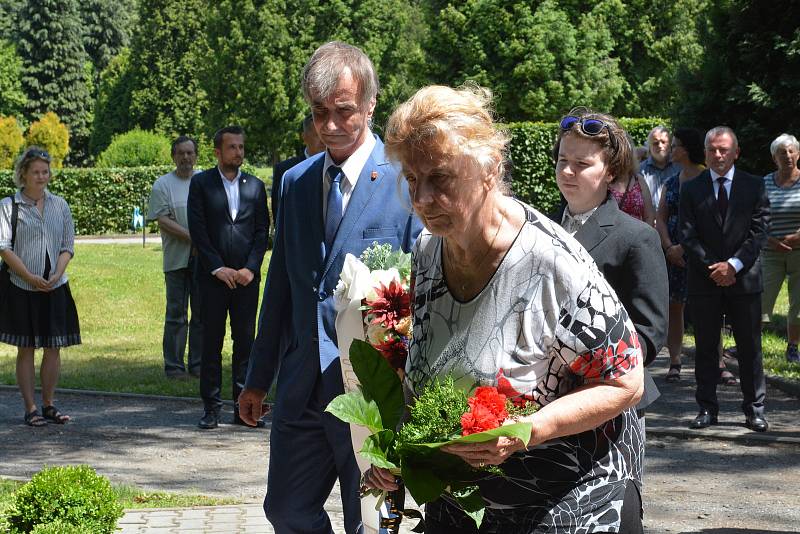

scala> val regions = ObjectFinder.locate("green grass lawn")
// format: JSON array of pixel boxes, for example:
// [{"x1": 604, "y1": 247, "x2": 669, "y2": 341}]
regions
[
  {"x1": 683, "y1": 280, "x2": 800, "y2": 381},
  {"x1": 0, "y1": 244, "x2": 271, "y2": 399}
]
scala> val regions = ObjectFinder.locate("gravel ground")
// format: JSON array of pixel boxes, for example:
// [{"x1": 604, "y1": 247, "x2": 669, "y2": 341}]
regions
[{"x1": 1, "y1": 351, "x2": 798, "y2": 533}]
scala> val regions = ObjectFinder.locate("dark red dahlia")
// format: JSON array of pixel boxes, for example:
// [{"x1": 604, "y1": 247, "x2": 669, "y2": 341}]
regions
[
  {"x1": 365, "y1": 280, "x2": 411, "y2": 330},
  {"x1": 374, "y1": 335, "x2": 408, "y2": 371}
]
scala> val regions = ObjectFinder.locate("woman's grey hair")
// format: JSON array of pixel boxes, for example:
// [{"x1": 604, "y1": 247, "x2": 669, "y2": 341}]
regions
[
  {"x1": 302, "y1": 41, "x2": 379, "y2": 110},
  {"x1": 770, "y1": 133, "x2": 800, "y2": 157},
  {"x1": 13, "y1": 146, "x2": 51, "y2": 188},
  {"x1": 705, "y1": 126, "x2": 738, "y2": 149}
]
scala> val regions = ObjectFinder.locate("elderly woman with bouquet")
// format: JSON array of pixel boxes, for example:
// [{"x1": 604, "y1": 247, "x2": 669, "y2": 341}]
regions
[{"x1": 364, "y1": 84, "x2": 645, "y2": 533}]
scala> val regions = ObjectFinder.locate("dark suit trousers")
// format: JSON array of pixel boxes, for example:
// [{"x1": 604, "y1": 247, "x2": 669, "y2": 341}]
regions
[
  {"x1": 264, "y1": 367, "x2": 361, "y2": 534},
  {"x1": 689, "y1": 292, "x2": 766, "y2": 417},
  {"x1": 198, "y1": 275, "x2": 259, "y2": 411}
]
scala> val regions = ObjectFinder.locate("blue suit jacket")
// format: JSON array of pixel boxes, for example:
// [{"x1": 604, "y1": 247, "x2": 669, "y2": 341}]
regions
[{"x1": 245, "y1": 135, "x2": 422, "y2": 420}]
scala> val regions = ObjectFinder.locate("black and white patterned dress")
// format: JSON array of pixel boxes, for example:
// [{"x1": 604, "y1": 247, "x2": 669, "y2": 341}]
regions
[{"x1": 406, "y1": 203, "x2": 643, "y2": 533}]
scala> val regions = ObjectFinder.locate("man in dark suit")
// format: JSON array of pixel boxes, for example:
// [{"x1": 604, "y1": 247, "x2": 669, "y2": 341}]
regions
[
  {"x1": 679, "y1": 126, "x2": 770, "y2": 432},
  {"x1": 239, "y1": 42, "x2": 422, "y2": 533},
  {"x1": 271, "y1": 114, "x2": 324, "y2": 225},
  {"x1": 188, "y1": 125, "x2": 269, "y2": 430}
]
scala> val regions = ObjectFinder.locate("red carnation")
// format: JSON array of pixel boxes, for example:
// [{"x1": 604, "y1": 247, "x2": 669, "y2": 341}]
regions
[
  {"x1": 469, "y1": 387, "x2": 508, "y2": 421},
  {"x1": 461, "y1": 402, "x2": 501, "y2": 436},
  {"x1": 365, "y1": 280, "x2": 411, "y2": 330}
]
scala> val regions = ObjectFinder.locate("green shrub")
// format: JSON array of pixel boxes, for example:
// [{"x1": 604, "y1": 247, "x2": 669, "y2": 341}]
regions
[
  {"x1": 97, "y1": 129, "x2": 172, "y2": 168},
  {"x1": 26, "y1": 112, "x2": 70, "y2": 169},
  {"x1": 0, "y1": 115, "x2": 24, "y2": 169},
  {"x1": 30, "y1": 519, "x2": 89, "y2": 534},
  {"x1": 5, "y1": 465, "x2": 123, "y2": 534},
  {"x1": 505, "y1": 117, "x2": 669, "y2": 214}
]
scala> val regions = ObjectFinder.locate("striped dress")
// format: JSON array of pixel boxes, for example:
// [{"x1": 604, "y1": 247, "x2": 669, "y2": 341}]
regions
[{"x1": 763, "y1": 172, "x2": 800, "y2": 243}]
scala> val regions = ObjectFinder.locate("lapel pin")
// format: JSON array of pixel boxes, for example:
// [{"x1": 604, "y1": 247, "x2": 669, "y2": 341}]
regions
[
  {"x1": 243, "y1": 178, "x2": 247, "y2": 183},
  {"x1": 370, "y1": 171, "x2": 378, "y2": 181}
]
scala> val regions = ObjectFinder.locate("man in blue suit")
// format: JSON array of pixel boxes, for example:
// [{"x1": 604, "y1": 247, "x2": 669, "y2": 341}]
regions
[{"x1": 239, "y1": 42, "x2": 422, "y2": 533}]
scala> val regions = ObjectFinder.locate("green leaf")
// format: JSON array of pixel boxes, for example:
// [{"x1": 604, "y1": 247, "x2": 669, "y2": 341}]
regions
[
  {"x1": 360, "y1": 430, "x2": 397, "y2": 470},
  {"x1": 350, "y1": 339, "x2": 404, "y2": 431},
  {"x1": 451, "y1": 486, "x2": 485, "y2": 528},
  {"x1": 324, "y1": 390, "x2": 383, "y2": 434},
  {"x1": 400, "y1": 463, "x2": 448, "y2": 505},
  {"x1": 410, "y1": 422, "x2": 533, "y2": 448}
]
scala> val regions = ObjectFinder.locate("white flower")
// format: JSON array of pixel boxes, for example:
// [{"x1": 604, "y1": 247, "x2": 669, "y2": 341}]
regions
[
  {"x1": 366, "y1": 268, "x2": 401, "y2": 301},
  {"x1": 338, "y1": 253, "x2": 372, "y2": 304}
]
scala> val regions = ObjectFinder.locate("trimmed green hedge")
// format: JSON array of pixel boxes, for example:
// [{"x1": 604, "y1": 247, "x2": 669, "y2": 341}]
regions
[
  {"x1": 0, "y1": 118, "x2": 666, "y2": 234},
  {"x1": 507, "y1": 117, "x2": 669, "y2": 214},
  {"x1": 0, "y1": 166, "x2": 171, "y2": 235}
]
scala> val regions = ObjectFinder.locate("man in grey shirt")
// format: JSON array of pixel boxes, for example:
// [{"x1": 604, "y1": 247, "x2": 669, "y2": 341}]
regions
[
  {"x1": 640, "y1": 126, "x2": 681, "y2": 209},
  {"x1": 148, "y1": 136, "x2": 202, "y2": 379}
]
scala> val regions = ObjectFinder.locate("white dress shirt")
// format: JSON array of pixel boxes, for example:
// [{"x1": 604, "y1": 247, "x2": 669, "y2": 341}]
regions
[
  {"x1": 710, "y1": 165, "x2": 743, "y2": 273},
  {"x1": 219, "y1": 166, "x2": 242, "y2": 220},
  {"x1": 321, "y1": 132, "x2": 376, "y2": 220},
  {"x1": 560, "y1": 205, "x2": 599, "y2": 236}
]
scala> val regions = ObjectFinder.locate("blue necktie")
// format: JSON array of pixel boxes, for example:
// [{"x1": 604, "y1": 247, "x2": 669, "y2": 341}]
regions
[{"x1": 325, "y1": 166, "x2": 344, "y2": 246}]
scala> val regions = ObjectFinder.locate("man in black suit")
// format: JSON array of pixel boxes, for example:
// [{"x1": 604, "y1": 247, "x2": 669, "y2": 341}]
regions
[
  {"x1": 679, "y1": 126, "x2": 770, "y2": 432},
  {"x1": 188, "y1": 125, "x2": 269, "y2": 429},
  {"x1": 270, "y1": 114, "x2": 324, "y2": 225}
]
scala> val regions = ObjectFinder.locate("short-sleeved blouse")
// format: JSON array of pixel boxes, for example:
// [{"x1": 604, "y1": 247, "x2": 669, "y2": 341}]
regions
[
  {"x1": 609, "y1": 177, "x2": 645, "y2": 221},
  {"x1": 763, "y1": 171, "x2": 800, "y2": 244},
  {"x1": 406, "y1": 202, "x2": 643, "y2": 533}
]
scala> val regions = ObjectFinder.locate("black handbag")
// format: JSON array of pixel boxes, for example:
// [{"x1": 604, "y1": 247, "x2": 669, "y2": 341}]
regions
[{"x1": 0, "y1": 197, "x2": 19, "y2": 294}]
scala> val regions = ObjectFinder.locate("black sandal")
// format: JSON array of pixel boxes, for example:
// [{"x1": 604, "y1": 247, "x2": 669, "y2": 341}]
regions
[
  {"x1": 42, "y1": 405, "x2": 70, "y2": 424},
  {"x1": 665, "y1": 364, "x2": 681, "y2": 382},
  {"x1": 24, "y1": 410, "x2": 47, "y2": 427}
]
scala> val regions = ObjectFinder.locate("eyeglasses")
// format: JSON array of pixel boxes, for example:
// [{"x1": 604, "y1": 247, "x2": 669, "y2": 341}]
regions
[{"x1": 560, "y1": 115, "x2": 618, "y2": 151}]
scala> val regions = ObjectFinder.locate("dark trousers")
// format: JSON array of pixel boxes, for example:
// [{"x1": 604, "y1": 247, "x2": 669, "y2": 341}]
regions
[
  {"x1": 264, "y1": 369, "x2": 362, "y2": 534},
  {"x1": 163, "y1": 257, "x2": 202, "y2": 375},
  {"x1": 689, "y1": 292, "x2": 766, "y2": 417},
  {"x1": 198, "y1": 274, "x2": 259, "y2": 411}
]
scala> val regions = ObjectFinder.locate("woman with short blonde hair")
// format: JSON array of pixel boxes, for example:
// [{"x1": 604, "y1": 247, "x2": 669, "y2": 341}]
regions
[{"x1": 0, "y1": 147, "x2": 80, "y2": 427}]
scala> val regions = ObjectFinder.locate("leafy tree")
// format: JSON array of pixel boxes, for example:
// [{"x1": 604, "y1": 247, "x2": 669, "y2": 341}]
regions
[
  {"x1": 0, "y1": 0, "x2": 23, "y2": 41},
  {"x1": 0, "y1": 115, "x2": 25, "y2": 169},
  {"x1": 0, "y1": 40, "x2": 26, "y2": 116},
  {"x1": 675, "y1": 0, "x2": 800, "y2": 173},
  {"x1": 425, "y1": 0, "x2": 625, "y2": 122},
  {"x1": 26, "y1": 111, "x2": 70, "y2": 168},
  {"x1": 17, "y1": 0, "x2": 92, "y2": 160},
  {"x1": 125, "y1": 0, "x2": 210, "y2": 141},
  {"x1": 203, "y1": 0, "x2": 429, "y2": 162}
]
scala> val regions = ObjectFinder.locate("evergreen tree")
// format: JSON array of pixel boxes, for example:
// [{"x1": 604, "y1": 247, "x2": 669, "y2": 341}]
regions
[
  {"x1": 17, "y1": 0, "x2": 92, "y2": 161},
  {"x1": 125, "y1": 0, "x2": 210, "y2": 141},
  {"x1": 89, "y1": 48, "x2": 135, "y2": 155},
  {"x1": 79, "y1": 0, "x2": 135, "y2": 77}
]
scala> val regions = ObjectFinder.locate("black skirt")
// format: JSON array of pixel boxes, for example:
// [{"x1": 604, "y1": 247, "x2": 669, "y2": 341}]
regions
[{"x1": 0, "y1": 280, "x2": 81, "y2": 349}]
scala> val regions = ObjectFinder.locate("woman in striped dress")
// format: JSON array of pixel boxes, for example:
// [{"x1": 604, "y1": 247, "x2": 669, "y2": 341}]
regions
[
  {"x1": 0, "y1": 147, "x2": 81, "y2": 426},
  {"x1": 762, "y1": 134, "x2": 800, "y2": 363}
]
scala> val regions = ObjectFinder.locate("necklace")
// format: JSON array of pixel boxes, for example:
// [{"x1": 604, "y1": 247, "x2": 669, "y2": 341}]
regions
[{"x1": 444, "y1": 209, "x2": 506, "y2": 296}]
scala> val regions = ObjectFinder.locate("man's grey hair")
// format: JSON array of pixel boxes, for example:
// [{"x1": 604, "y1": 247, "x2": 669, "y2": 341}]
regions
[
  {"x1": 705, "y1": 126, "x2": 738, "y2": 149},
  {"x1": 648, "y1": 125, "x2": 670, "y2": 140},
  {"x1": 302, "y1": 41, "x2": 379, "y2": 109},
  {"x1": 770, "y1": 133, "x2": 800, "y2": 157}
]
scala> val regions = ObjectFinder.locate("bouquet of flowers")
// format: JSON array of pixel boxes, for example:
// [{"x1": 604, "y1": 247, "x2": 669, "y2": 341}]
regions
[{"x1": 330, "y1": 245, "x2": 536, "y2": 528}]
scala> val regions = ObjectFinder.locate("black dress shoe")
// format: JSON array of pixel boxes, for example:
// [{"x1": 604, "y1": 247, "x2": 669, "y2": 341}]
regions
[
  {"x1": 745, "y1": 415, "x2": 769, "y2": 432},
  {"x1": 689, "y1": 410, "x2": 718, "y2": 429},
  {"x1": 198, "y1": 410, "x2": 220, "y2": 429},
  {"x1": 232, "y1": 412, "x2": 265, "y2": 428}
]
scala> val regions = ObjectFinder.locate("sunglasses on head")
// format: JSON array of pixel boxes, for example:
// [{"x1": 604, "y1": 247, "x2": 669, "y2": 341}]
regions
[
  {"x1": 560, "y1": 115, "x2": 618, "y2": 150},
  {"x1": 25, "y1": 148, "x2": 50, "y2": 161}
]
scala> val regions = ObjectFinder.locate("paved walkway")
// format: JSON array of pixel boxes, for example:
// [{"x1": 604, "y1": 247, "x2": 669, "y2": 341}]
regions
[{"x1": 1, "y1": 351, "x2": 798, "y2": 533}]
